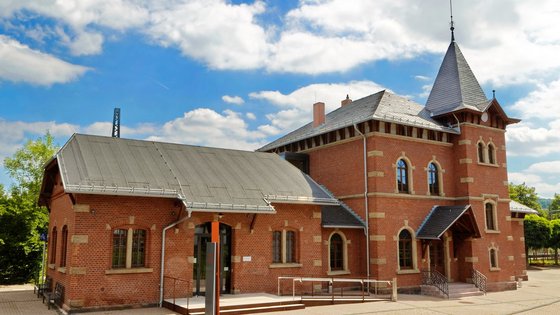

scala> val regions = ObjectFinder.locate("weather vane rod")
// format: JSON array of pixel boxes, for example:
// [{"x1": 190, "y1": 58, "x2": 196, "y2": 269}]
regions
[{"x1": 450, "y1": 0, "x2": 455, "y2": 42}]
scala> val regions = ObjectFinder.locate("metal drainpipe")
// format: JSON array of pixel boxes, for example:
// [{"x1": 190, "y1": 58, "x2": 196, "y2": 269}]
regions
[
  {"x1": 353, "y1": 123, "x2": 370, "y2": 282},
  {"x1": 159, "y1": 203, "x2": 192, "y2": 307}
]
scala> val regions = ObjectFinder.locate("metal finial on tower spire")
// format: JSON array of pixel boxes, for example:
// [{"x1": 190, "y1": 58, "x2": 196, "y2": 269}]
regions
[{"x1": 449, "y1": 0, "x2": 455, "y2": 42}]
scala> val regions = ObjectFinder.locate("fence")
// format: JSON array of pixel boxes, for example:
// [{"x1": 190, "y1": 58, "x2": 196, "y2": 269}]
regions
[{"x1": 277, "y1": 276, "x2": 397, "y2": 302}]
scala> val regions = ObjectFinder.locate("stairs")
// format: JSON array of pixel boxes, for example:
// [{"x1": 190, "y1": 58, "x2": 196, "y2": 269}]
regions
[
  {"x1": 421, "y1": 282, "x2": 484, "y2": 299},
  {"x1": 187, "y1": 301, "x2": 305, "y2": 315}
]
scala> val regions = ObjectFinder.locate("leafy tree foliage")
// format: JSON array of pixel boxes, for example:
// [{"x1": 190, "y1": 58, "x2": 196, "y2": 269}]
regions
[
  {"x1": 0, "y1": 133, "x2": 58, "y2": 284},
  {"x1": 524, "y1": 214, "x2": 551, "y2": 250},
  {"x1": 509, "y1": 182, "x2": 544, "y2": 216},
  {"x1": 549, "y1": 194, "x2": 560, "y2": 219},
  {"x1": 549, "y1": 219, "x2": 560, "y2": 265}
]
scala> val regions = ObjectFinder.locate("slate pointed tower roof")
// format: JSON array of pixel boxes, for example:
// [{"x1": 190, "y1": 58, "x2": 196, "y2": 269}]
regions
[{"x1": 425, "y1": 41, "x2": 490, "y2": 116}]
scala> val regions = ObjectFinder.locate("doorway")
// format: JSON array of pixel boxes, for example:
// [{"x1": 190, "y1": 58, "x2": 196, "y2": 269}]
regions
[
  {"x1": 193, "y1": 222, "x2": 232, "y2": 296},
  {"x1": 429, "y1": 240, "x2": 445, "y2": 275}
]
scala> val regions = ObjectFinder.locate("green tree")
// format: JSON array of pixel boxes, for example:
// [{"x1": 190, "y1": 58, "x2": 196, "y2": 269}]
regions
[
  {"x1": 524, "y1": 214, "x2": 552, "y2": 264},
  {"x1": 549, "y1": 194, "x2": 560, "y2": 219},
  {"x1": 509, "y1": 182, "x2": 544, "y2": 216},
  {"x1": 549, "y1": 219, "x2": 560, "y2": 265},
  {"x1": 4, "y1": 133, "x2": 57, "y2": 197},
  {"x1": 0, "y1": 133, "x2": 58, "y2": 284}
]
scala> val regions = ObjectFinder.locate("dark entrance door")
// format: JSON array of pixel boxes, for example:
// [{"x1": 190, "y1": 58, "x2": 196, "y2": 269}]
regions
[
  {"x1": 193, "y1": 222, "x2": 232, "y2": 296},
  {"x1": 430, "y1": 241, "x2": 445, "y2": 275}
]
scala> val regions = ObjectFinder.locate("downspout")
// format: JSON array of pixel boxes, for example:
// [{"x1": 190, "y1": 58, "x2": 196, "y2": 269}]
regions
[
  {"x1": 159, "y1": 200, "x2": 192, "y2": 307},
  {"x1": 353, "y1": 123, "x2": 370, "y2": 281}
]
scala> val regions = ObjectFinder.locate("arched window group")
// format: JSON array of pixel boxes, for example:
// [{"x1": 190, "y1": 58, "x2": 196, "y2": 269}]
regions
[
  {"x1": 49, "y1": 225, "x2": 69, "y2": 267},
  {"x1": 477, "y1": 140, "x2": 497, "y2": 165},
  {"x1": 395, "y1": 158, "x2": 442, "y2": 195}
]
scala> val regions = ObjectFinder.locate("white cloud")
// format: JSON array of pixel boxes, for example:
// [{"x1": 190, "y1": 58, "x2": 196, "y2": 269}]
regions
[
  {"x1": 145, "y1": 0, "x2": 270, "y2": 70},
  {"x1": 147, "y1": 108, "x2": 266, "y2": 150},
  {"x1": 509, "y1": 165, "x2": 560, "y2": 198},
  {"x1": 222, "y1": 95, "x2": 245, "y2": 105},
  {"x1": 0, "y1": 35, "x2": 90, "y2": 85},
  {"x1": 511, "y1": 79, "x2": 560, "y2": 120},
  {"x1": 66, "y1": 30, "x2": 104, "y2": 56},
  {"x1": 251, "y1": 80, "x2": 387, "y2": 134},
  {"x1": 414, "y1": 75, "x2": 431, "y2": 81},
  {"x1": 246, "y1": 112, "x2": 256, "y2": 120}
]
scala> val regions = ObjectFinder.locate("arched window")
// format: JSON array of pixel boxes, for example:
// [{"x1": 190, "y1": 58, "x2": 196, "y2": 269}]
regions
[
  {"x1": 397, "y1": 159, "x2": 409, "y2": 193},
  {"x1": 489, "y1": 248, "x2": 498, "y2": 269},
  {"x1": 50, "y1": 227, "x2": 57, "y2": 264},
  {"x1": 428, "y1": 162, "x2": 440, "y2": 195},
  {"x1": 478, "y1": 142, "x2": 485, "y2": 163},
  {"x1": 485, "y1": 203, "x2": 496, "y2": 231},
  {"x1": 60, "y1": 225, "x2": 68, "y2": 267},
  {"x1": 398, "y1": 229, "x2": 413, "y2": 269},
  {"x1": 487, "y1": 143, "x2": 496, "y2": 164},
  {"x1": 330, "y1": 233, "x2": 344, "y2": 271}
]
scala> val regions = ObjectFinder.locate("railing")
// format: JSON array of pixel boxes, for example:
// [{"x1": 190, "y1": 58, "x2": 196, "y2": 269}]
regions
[
  {"x1": 277, "y1": 276, "x2": 397, "y2": 303},
  {"x1": 471, "y1": 269, "x2": 487, "y2": 294},
  {"x1": 421, "y1": 269, "x2": 448, "y2": 298},
  {"x1": 163, "y1": 276, "x2": 192, "y2": 310}
]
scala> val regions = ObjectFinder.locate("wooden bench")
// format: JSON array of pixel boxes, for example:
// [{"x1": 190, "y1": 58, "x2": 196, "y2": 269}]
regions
[
  {"x1": 35, "y1": 276, "x2": 52, "y2": 298},
  {"x1": 45, "y1": 282, "x2": 64, "y2": 310}
]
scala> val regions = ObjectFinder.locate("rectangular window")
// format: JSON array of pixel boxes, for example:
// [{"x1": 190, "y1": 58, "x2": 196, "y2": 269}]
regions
[
  {"x1": 131, "y1": 229, "x2": 146, "y2": 267},
  {"x1": 286, "y1": 231, "x2": 295, "y2": 263},
  {"x1": 485, "y1": 203, "x2": 496, "y2": 230},
  {"x1": 112, "y1": 229, "x2": 127, "y2": 268},
  {"x1": 272, "y1": 231, "x2": 281, "y2": 263}
]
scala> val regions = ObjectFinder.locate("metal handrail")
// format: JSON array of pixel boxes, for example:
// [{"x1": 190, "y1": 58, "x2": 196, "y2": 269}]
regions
[
  {"x1": 277, "y1": 276, "x2": 396, "y2": 303},
  {"x1": 421, "y1": 269, "x2": 449, "y2": 298},
  {"x1": 163, "y1": 276, "x2": 192, "y2": 309},
  {"x1": 472, "y1": 269, "x2": 487, "y2": 294}
]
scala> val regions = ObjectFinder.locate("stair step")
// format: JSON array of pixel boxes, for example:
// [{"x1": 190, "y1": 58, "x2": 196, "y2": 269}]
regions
[{"x1": 189, "y1": 303, "x2": 305, "y2": 315}]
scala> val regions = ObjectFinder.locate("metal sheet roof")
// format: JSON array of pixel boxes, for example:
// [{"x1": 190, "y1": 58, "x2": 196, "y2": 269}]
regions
[
  {"x1": 321, "y1": 203, "x2": 365, "y2": 229},
  {"x1": 509, "y1": 200, "x2": 539, "y2": 214},
  {"x1": 416, "y1": 205, "x2": 481, "y2": 240},
  {"x1": 259, "y1": 90, "x2": 458, "y2": 152},
  {"x1": 425, "y1": 42, "x2": 489, "y2": 116},
  {"x1": 55, "y1": 134, "x2": 339, "y2": 213}
]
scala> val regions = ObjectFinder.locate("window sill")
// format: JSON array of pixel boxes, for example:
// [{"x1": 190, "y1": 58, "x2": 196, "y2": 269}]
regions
[
  {"x1": 485, "y1": 230, "x2": 500, "y2": 234},
  {"x1": 397, "y1": 268, "x2": 420, "y2": 275},
  {"x1": 269, "y1": 263, "x2": 302, "y2": 269},
  {"x1": 105, "y1": 267, "x2": 153, "y2": 275},
  {"x1": 57, "y1": 267, "x2": 66, "y2": 274},
  {"x1": 478, "y1": 162, "x2": 499, "y2": 168},
  {"x1": 490, "y1": 267, "x2": 501, "y2": 272},
  {"x1": 48, "y1": 264, "x2": 56, "y2": 270},
  {"x1": 327, "y1": 270, "x2": 351, "y2": 276}
]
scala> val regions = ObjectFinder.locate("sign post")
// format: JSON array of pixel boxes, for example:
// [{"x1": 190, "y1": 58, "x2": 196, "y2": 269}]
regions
[{"x1": 205, "y1": 221, "x2": 220, "y2": 315}]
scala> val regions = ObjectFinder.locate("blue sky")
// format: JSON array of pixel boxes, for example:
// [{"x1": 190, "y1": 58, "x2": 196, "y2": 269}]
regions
[{"x1": 1, "y1": 0, "x2": 559, "y2": 197}]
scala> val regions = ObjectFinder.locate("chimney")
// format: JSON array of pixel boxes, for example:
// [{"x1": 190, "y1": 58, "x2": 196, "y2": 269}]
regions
[
  {"x1": 313, "y1": 102, "x2": 325, "y2": 127},
  {"x1": 341, "y1": 94, "x2": 352, "y2": 107}
]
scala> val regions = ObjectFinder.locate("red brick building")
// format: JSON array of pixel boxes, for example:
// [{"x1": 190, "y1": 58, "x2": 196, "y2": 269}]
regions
[{"x1": 40, "y1": 37, "x2": 535, "y2": 312}]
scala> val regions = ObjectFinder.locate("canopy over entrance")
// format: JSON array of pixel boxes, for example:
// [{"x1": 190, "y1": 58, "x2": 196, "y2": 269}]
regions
[{"x1": 416, "y1": 205, "x2": 481, "y2": 240}]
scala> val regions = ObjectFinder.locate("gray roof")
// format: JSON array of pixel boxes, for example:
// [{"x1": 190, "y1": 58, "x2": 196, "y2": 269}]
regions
[
  {"x1": 321, "y1": 203, "x2": 365, "y2": 229},
  {"x1": 426, "y1": 42, "x2": 490, "y2": 116},
  {"x1": 52, "y1": 134, "x2": 341, "y2": 213},
  {"x1": 510, "y1": 200, "x2": 539, "y2": 214},
  {"x1": 416, "y1": 205, "x2": 481, "y2": 240},
  {"x1": 259, "y1": 90, "x2": 458, "y2": 152}
]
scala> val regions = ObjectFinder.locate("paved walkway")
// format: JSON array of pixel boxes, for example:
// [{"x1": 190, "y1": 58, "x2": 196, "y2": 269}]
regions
[{"x1": 2, "y1": 267, "x2": 560, "y2": 314}]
